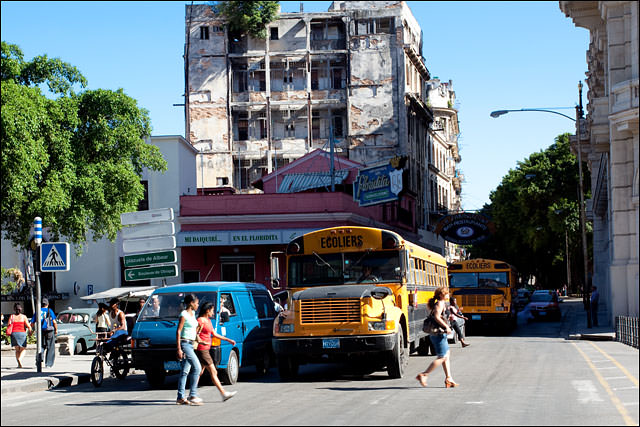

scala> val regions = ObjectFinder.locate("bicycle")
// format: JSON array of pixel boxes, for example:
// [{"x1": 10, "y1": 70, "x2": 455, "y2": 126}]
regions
[{"x1": 90, "y1": 331, "x2": 131, "y2": 387}]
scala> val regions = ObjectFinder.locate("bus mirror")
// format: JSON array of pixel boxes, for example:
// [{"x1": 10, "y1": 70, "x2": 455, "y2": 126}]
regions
[
  {"x1": 394, "y1": 267, "x2": 402, "y2": 279},
  {"x1": 370, "y1": 287, "x2": 392, "y2": 300},
  {"x1": 270, "y1": 252, "x2": 282, "y2": 289}
]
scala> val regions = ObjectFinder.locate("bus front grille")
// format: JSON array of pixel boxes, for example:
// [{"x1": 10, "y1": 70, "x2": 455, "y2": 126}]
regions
[
  {"x1": 300, "y1": 299, "x2": 361, "y2": 324},
  {"x1": 461, "y1": 294, "x2": 491, "y2": 307}
]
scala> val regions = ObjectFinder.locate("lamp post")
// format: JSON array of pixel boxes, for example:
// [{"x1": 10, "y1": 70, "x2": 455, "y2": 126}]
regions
[{"x1": 490, "y1": 82, "x2": 592, "y2": 328}]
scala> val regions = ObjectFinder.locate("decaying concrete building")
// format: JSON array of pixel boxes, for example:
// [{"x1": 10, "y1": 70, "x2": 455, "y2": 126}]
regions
[
  {"x1": 423, "y1": 78, "x2": 464, "y2": 261},
  {"x1": 185, "y1": 1, "x2": 441, "y2": 231}
]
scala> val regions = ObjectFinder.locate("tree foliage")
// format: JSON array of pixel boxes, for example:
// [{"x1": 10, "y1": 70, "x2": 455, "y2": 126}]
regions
[
  {"x1": 468, "y1": 134, "x2": 592, "y2": 290},
  {"x1": 1, "y1": 42, "x2": 167, "y2": 253},
  {"x1": 212, "y1": 1, "x2": 280, "y2": 39}
]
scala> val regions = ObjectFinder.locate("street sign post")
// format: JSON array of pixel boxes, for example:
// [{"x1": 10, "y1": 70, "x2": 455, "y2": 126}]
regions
[
  {"x1": 120, "y1": 207, "x2": 174, "y2": 226},
  {"x1": 125, "y1": 264, "x2": 178, "y2": 281},
  {"x1": 40, "y1": 242, "x2": 70, "y2": 272},
  {"x1": 124, "y1": 250, "x2": 176, "y2": 268},
  {"x1": 122, "y1": 235, "x2": 176, "y2": 254}
]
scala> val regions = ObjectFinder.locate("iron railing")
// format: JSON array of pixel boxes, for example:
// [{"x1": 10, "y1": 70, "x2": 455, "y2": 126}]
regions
[{"x1": 615, "y1": 316, "x2": 639, "y2": 349}]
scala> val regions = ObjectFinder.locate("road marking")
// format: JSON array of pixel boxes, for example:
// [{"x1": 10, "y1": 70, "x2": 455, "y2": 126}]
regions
[
  {"x1": 465, "y1": 401, "x2": 485, "y2": 405},
  {"x1": 571, "y1": 380, "x2": 603, "y2": 403},
  {"x1": 612, "y1": 386, "x2": 639, "y2": 391},
  {"x1": 604, "y1": 376, "x2": 630, "y2": 380},
  {"x1": 572, "y1": 342, "x2": 637, "y2": 426},
  {"x1": 589, "y1": 341, "x2": 639, "y2": 387},
  {"x1": 2, "y1": 393, "x2": 59, "y2": 408}
]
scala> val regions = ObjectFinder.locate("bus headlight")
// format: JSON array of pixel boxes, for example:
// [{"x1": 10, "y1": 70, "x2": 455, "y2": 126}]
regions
[
  {"x1": 279, "y1": 324, "x2": 295, "y2": 333},
  {"x1": 368, "y1": 320, "x2": 395, "y2": 331}
]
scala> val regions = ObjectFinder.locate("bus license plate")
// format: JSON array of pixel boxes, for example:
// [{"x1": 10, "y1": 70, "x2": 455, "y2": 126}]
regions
[
  {"x1": 322, "y1": 338, "x2": 340, "y2": 349},
  {"x1": 164, "y1": 360, "x2": 182, "y2": 371},
  {"x1": 472, "y1": 315, "x2": 481, "y2": 320}
]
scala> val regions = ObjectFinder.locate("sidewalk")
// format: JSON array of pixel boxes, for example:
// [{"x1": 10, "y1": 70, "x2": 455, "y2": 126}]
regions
[
  {"x1": 562, "y1": 296, "x2": 617, "y2": 342},
  {"x1": 1, "y1": 344, "x2": 95, "y2": 395}
]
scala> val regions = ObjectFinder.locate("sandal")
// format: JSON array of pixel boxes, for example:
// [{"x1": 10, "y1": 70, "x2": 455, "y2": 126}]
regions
[
  {"x1": 416, "y1": 373, "x2": 428, "y2": 387},
  {"x1": 444, "y1": 378, "x2": 459, "y2": 388}
]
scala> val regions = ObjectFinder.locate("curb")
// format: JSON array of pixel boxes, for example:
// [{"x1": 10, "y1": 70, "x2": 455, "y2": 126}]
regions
[
  {"x1": 0, "y1": 373, "x2": 91, "y2": 395},
  {"x1": 567, "y1": 333, "x2": 615, "y2": 341}
]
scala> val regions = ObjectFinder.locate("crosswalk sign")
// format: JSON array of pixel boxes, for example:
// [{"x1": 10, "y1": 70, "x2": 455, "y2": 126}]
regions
[{"x1": 40, "y1": 242, "x2": 70, "y2": 272}]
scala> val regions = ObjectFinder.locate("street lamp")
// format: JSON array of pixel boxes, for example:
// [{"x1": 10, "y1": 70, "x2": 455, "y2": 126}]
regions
[{"x1": 490, "y1": 83, "x2": 592, "y2": 328}]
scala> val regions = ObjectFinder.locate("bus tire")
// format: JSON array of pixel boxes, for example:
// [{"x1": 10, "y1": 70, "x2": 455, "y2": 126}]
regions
[
  {"x1": 417, "y1": 337, "x2": 430, "y2": 356},
  {"x1": 387, "y1": 328, "x2": 408, "y2": 379},
  {"x1": 277, "y1": 355, "x2": 299, "y2": 380}
]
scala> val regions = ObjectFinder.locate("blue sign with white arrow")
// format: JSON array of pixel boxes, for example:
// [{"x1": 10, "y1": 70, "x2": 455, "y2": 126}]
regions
[{"x1": 40, "y1": 242, "x2": 70, "y2": 272}]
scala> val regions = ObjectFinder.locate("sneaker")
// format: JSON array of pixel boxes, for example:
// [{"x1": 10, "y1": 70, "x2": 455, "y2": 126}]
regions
[
  {"x1": 222, "y1": 391, "x2": 237, "y2": 402},
  {"x1": 188, "y1": 396, "x2": 203, "y2": 405},
  {"x1": 176, "y1": 398, "x2": 190, "y2": 405}
]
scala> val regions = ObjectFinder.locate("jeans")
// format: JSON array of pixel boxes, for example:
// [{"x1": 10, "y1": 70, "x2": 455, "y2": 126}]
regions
[
  {"x1": 177, "y1": 340, "x2": 201, "y2": 400},
  {"x1": 41, "y1": 330, "x2": 56, "y2": 367}
]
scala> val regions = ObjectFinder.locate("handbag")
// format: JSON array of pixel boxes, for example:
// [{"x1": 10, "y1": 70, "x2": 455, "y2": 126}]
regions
[
  {"x1": 6, "y1": 315, "x2": 14, "y2": 335},
  {"x1": 422, "y1": 314, "x2": 445, "y2": 335}
]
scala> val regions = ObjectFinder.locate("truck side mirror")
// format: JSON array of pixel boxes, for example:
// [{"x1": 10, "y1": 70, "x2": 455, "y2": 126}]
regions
[{"x1": 220, "y1": 312, "x2": 230, "y2": 323}]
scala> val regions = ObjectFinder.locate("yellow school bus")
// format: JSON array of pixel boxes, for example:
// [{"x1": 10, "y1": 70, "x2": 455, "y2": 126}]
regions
[
  {"x1": 271, "y1": 226, "x2": 448, "y2": 379},
  {"x1": 448, "y1": 259, "x2": 518, "y2": 330}
]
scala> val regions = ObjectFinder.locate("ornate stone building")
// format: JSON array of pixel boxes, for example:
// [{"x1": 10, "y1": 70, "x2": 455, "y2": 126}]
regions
[{"x1": 560, "y1": 1, "x2": 639, "y2": 320}]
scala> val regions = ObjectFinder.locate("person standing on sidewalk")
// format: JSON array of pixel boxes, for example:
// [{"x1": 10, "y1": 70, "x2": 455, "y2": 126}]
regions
[
  {"x1": 448, "y1": 297, "x2": 470, "y2": 348},
  {"x1": 195, "y1": 301, "x2": 237, "y2": 402},
  {"x1": 176, "y1": 293, "x2": 203, "y2": 406},
  {"x1": 416, "y1": 287, "x2": 459, "y2": 388},
  {"x1": 29, "y1": 298, "x2": 58, "y2": 368},
  {"x1": 590, "y1": 285, "x2": 600, "y2": 326},
  {"x1": 8, "y1": 303, "x2": 32, "y2": 368}
]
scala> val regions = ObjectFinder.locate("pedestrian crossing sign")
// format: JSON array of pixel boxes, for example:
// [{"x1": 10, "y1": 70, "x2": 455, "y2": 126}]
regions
[{"x1": 40, "y1": 242, "x2": 70, "y2": 272}]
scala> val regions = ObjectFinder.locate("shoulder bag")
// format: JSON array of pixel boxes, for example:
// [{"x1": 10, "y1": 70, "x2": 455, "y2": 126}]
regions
[
  {"x1": 6, "y1": 314, "x2": 14, "y2": 335},
  {"x1": 422, "y1": 312, "x2": 445, "y2": 335}
]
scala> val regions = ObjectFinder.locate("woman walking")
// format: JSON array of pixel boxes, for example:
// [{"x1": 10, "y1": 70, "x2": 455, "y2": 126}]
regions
[
  {"x1": 7, "y1": 303, "x2": 31, "y2": 368},
  {"x1": 449, "y1": 297, "x2": 470, "y2": 348},
  {"x1": 195, "y1": 302, "x2": 237, "y2": 402},
  {"x1": 93, "y1": 303, "x2": 111, "y2": 336},
  {"x1": 416, "y1": 287, "x2": 459, "y2": 388},
  {"x1": 176, "y1": 293, "x2": 203, "y2": 405}
]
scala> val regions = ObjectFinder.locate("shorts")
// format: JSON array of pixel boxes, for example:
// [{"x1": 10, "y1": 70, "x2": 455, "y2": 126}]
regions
[
  {"x1": 429, "y1": 333, "x2": 449, "y2": 358},
  {"x1": 11, "y1": 332, "x2": 28, "y2": 348},
  {"x1": 197, "y1": 349, "x2": 214, "y2": 366}
]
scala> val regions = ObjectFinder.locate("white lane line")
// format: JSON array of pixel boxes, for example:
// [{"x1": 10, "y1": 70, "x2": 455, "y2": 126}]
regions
[
  {"x1": 572, "y1": 380, "x2": 604, "y2": 403},
  {"x1": 3, "y1": 393, "x2": 59, "y2": 408},
  {"x1": 604, "y1": 376, "x2": 630, "y2": 380},
  {"x1": 612, "y1": 386, "x2": 639, "y2": 391}
]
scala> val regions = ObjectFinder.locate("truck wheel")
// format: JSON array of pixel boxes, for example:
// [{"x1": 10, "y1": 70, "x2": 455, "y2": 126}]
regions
[
  {"x1": 220, "y1": 350, "x2": 239, "y2": 385},
  {"x1": 144, "y1": 368, "x2": 166, "y2": 388},
  {"x1": 277, "y1": 355, "x2": 299, "y2": 380},
  {"x1": 387, "y1": 328, "x2": 408, "y2": 379}
]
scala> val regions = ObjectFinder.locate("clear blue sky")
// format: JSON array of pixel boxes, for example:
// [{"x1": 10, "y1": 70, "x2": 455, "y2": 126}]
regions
[{"x1": 1, "y1": 1, "x2": 589, "y2": 211}]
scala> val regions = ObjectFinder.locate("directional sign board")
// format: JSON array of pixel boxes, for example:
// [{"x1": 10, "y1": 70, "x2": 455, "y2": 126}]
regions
[
  {"x1": 121, "y1": 221, "x2": 175, "y2": 240},
  {"x1": 40, "y1": 242, "x2": 70, "y2": 272},
  {"x1": 124, "y1": 250, "x2": 176, "y2": 268},
  {"x1": 125, "y1": 264, "x2": 178, "y2": 281},
  {"x1": 123, "y1": 235, "x2": 176, "y2": 254},
  {"x1": 121, "y1": 208, "x2": 174, "y2": 226}
]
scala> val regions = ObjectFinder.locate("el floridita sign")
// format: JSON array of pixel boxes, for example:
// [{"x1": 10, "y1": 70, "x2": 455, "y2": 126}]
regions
[{"x1": 353, "y1": 157, "x2": 406, "y2": 207}]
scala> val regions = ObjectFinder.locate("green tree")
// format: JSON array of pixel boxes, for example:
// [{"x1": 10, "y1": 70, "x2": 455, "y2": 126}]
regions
[
  {"x1": 469, "y1": 133, "x2": 591, "y2": 290},
  {"x1": 212, "y1": 1, "x2": 280, "y2": 39},
  {"x1": 1, "y1": 42, "x2": 167, "y2": 253}
]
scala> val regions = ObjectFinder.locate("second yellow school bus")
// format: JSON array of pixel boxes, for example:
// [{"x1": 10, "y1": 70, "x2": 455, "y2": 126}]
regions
[
  {"x1": 272, "y1": 226, "x2": 448, "y2": 379},
  {"x1": 448, "y1": 258, "x2": 518, "y2": 330}
]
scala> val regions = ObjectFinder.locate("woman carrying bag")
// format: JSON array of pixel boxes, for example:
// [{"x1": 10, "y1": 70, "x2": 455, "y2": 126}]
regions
[{"x1": 7, "y1": 303, "x2": 32, "y2": 368}]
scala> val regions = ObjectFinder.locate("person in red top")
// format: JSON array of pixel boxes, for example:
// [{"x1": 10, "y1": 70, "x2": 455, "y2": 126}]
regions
[
  {"x1": 8, "y1": 303, "x2": 32, "y2": 368},
  {"x1": 195, "y1": 301, "x2": 237, "y2": 401}
]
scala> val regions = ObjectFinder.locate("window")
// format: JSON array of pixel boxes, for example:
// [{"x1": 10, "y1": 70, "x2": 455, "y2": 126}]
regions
[
  {"x1": 286, "y1": 123, "x2": 295, "y2": 138},
  {"x1": 233, "y1": 68, "x2": 247, "y2": 93},
  {"x1": 311, "y1": 70, "x2": 319, "y2": 90},
  {"x1": 312, "y1": 111, "x2": 321, "y2": 140},
  {"x1": 200, "y1": 26, "x2": 209, "y2": 40},
  {"x1": 253, "y1": 293, "x2": 276, "y2": 319},
  {"x1": 138, "y1": 180, "x2": 149, "y2": 211},
  {"x1": 183, "y1": 270, "x2": 200, "y2": 283},
  {"x1": 219, "y1": 293, "x2": 237, "y2": 316},
  {"x1": 331, "y1": 68, "x2": 343, "y2": 89},
  {"x1": 270, "y1": 27, "x2": 279, "y2": 40},
  {"x1": 332, "y1": 115, "x2": 343, "y2": 138},
  {"x1": 221, "y1": 257, "x2": 255, "y2": 282},
  {"x1": 237, "y1": 113, "x2": 248, "y2": 140},
  {"x1": 217, "y1": 177, "x2": 229, "y2": 186},
  {"x1": 212, "y1": 26, "x2": 223, "y2": 33}
]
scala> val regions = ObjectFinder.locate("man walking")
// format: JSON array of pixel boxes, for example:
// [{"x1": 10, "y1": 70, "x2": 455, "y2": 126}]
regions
[
  {"x1": 590, "y1": 285, "x2": 600, "y2": 327},
  {"x1": 30, "y1": 298, "x2": 58, "y2": 368}
]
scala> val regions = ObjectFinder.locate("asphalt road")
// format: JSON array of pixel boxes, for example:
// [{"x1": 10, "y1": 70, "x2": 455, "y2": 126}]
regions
[{"x1": 1, "y1": 301, "x2": 638, "y2": 426}]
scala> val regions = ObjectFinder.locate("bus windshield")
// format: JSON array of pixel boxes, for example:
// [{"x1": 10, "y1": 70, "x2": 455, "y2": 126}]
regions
[
  {"x1": 448, "y1": 272, "x2": 509, "y2": 288},
  {"x1": 288, "y1": 250, "x2": 401, "y2": 287}
]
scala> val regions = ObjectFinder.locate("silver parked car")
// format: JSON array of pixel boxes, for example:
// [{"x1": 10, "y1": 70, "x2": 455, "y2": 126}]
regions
[{"x1": 56, "y1": 308, "x2": 99, "y2": 354}]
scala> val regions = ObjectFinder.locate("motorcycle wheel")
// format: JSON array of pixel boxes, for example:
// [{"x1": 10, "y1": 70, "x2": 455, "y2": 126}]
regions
[{"x1": 112, "y1": 349, "x2": 130, "y2": 380}]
